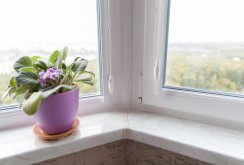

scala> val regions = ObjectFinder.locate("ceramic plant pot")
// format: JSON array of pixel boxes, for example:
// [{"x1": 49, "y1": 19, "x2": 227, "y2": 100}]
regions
[{"x1": 34, "y1": 87, "x2": 79, "y2": 135}]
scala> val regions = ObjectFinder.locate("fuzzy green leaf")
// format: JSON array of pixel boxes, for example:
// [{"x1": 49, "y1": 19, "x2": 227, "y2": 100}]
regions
[
  {"x1": 60, "y1": 47, "x2": 68, "y2": 61},
  {"x1": 75, "y1": 73, "x2": 93, "y2": 82},
  {"x1": 31, "y1": 56, "x2": 41, "y2": 63},
  {"x1": 14, "y1": 86, "x2": 28, "y2": 99},
  {"x1": 41, "y1": 85, "x2": 75, "y2": 98},
  {"x1": 1, "y1": 86, "x2": 12, "y2": 100},
  {"x1": 80, "y1": 71, "x2": 95, "y2": 77},
  {"x1": 71, "y1": 58, "x2": 88, "y2": 72},
  {"x1": 23, "y1": 92, "x2": 42, "y2": 115},
  {"x1": 9, "y1": 76, "x2": 17, "y2": 87},
  {"x1": 19, "y1": 67, "x2": 38, "y2": 73},
  {"x1": 80, "y1": 81, "x2": 94, "y2": 86},
  {"x1": 54, "y1": 54, "x2": 63, "y2": 68},
  {"x1": 61, "y1": 72, "x2": 72, "y2": 84},
  {"x1": 14, "y1": 56, "x2": 32, "y2": 72},
  {"x1": 49, "y1": 50, "x2": 60, "y2": 65},
  {"x1": 15, "y1": 72, "x2": 39, "y2": 87},
  {"x1": 68, "y1": 63, "x2": 74, "y2": 70},
  {"x1": 74, "y1": 57, "x2": 81, "y2": 62},
  {"x1": 35, "y1": 60, "x2": 47, "y2": 70},
  {"x1": 62, "y1": 63, "x2": 67, "y2": 69}
]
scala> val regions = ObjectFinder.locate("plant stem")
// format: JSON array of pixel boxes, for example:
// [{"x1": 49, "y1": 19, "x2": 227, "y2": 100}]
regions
[{"x1": 70, "y1": 72, "x2": 77, "y2": 85}]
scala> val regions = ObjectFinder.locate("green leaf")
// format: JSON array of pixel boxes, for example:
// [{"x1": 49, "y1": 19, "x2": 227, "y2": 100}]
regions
[
  {"x1": 19, "y1": 91, "x2": 29, "y2": 107},
  {"x1": 22, "y1": 85, "x2": 75, "y2": 115},
  {"x1": 61, "y1": 72, "x2": 72, "y2": 84},
  {"x1": 1, "y1": 86, "x2": 17, "y2": 100},
  {"x1": 41, "y1": 85, "x2": 75, "y2": 98},
  {"x1": 80, "y1": 81, "x2": 94, "y2": 86},
  {"x1": 14, "y1": 56, "x2": 32, "y2": 72},
  {"x1": 1, "y1": 86, "x2": 12, "y2": 100},
  {"x1": 19, "y1": 67, "x2": 38, "y2": 73},
  {"x1": 23, "y1": 92, "x2": 42, "y2": 115},
  {"x1": 9, "y1": 76, "x2": 17, "y2": 87},
  {"x1": 60, "y1": 47, "x2": 68, "y2": 61},
  {"x1": 49, "y1": 50, "x2": 59, "y2": 65},
  {"x1": 62, "y1": 68, "x2": 67, "y2": 75},
  {"x1": 75, "y1": 73, "x2": 94, "y2": 82},
  {"x1": 62, "y1": 63, "x2": 67, "y2": 69},
  {"x1": 31, "y1": 56, "x2": 41, "y2": 63},
  {"x1": 14, "y1": 85, "x2": 28, "y2": 99},
  {"x1": 80, "y1": 71, "x2": 95, "y2": 77},
  {"x1": 71, "y1": 58, "x2": 88, "y2": 72},
  {"x1": 54, "y1": 54, "x2": 63, "y2": 68},
  {"x1": 35, "y1": 60, "x2": 47, "y2": 70},
  {"x1": 49, "y1": 49, "x2": 64, "y2": 68},
  {"x1": 74, "y1": 57, "x2": 82, "y2": 62},
  {"x1": 15, "y1": 72, "x2": 39, "y2": 87},
  {"x1": 68, "y1": 63, "x2": 74, "y2": 70}
]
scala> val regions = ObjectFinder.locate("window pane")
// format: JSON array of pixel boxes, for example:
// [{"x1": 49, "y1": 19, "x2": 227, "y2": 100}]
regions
[
  {"x1": 165, "y1": 0, "x2": 244, "y2": 95},
  {"x1": 0, "y1": 0, "x2": 100, "y2": 107}
]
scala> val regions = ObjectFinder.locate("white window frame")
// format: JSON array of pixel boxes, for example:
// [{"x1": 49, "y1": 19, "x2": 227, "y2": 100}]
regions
[
  {"x1": 0, "y1": 0, "x2": 119, "y2": 129},
  {"x1": 142, "y1": 0, "x2": 244, "y2": 125}
]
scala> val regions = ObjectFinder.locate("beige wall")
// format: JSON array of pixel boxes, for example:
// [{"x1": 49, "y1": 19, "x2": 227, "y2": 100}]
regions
[{"x1": 36, "y1": 140, "x2": 211, "y2": 165}]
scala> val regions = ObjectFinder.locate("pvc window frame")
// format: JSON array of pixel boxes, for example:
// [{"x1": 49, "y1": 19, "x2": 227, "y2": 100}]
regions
[{"x1": 142, "y1": 0, "x2": 244, "y2": 125}]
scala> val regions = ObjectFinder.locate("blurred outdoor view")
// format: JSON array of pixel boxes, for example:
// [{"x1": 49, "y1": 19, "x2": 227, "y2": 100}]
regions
[
  {"x1": 0, "y1": 0, "x2": 100, "y2": 107},
  {"x1": 165, "y1": 0, "x2": 244, "y2": 95}
]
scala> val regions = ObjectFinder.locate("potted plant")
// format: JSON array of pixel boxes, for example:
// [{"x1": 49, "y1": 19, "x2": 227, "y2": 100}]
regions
[{"x1": 1, "y1": 47, "x2": 95, "y2": 135}]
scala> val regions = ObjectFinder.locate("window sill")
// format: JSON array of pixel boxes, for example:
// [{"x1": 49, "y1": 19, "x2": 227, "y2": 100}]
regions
[
  {"x1": 0, "y1": 96, "x2": 112, "y2": 130},
  {"x1": 0, "y1": 111, "x2": 244, "y2": 165}
]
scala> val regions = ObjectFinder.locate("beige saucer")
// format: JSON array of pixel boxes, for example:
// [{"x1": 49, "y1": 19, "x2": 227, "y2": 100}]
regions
[{"x1": 33, "y1": 119, "x2": 79, "y2": 140}]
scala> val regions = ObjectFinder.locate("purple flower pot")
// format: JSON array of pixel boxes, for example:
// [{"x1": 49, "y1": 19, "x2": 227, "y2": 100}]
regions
[{"x1": 34, "y1": 87, "x2": 79, "y2": 135}]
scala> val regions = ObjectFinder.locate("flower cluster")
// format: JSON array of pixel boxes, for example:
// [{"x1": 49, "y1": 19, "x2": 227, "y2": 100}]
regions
[{"x1": 39, "y1": 68, "x2": 62, "y2": 88}]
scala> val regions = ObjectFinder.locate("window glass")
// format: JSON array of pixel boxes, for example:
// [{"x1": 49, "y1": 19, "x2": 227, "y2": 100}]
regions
[
  {"x1": 165, "y1": 0, "x2": 244, "y2": 96},
  {"x1": 0, "y1": 0, "x2": 100, "y2": 107}
]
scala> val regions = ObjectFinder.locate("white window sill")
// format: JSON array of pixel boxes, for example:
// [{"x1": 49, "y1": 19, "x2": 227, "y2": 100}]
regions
[{"x1": 0, "y1": 111, "x2": 244, "y2": 165}]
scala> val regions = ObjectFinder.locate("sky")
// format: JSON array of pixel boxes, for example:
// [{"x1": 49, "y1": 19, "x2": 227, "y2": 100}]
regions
[
  {"x1": 0, "y1": 0, "x2": 99, "y2": 73},
  {"x1": 0, "y1": 0, "x2": 98, "y2": 49},
  {"x1": 1, "y1": 0, "x2": 243, "y2": 46},
  {"x1": 169, "y1": 0, "x2": 244, "y2": 43}
]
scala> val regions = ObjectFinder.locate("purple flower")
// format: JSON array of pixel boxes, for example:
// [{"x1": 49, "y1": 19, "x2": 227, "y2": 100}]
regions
[
  {"x1": 47, "y1": 68, "x2": 55, "y2": 73},
  {"x1": 39, "y1": 78, "x2": 46, "y2": 87},
  {"x1": 50, "y1": 73, "x2": 57, "y2": 79},
  {"x1": 56, "y1": 69, "x2": 62, "y2": 75},
  {"x1": 38, "y1": 67, "x2": 62, "y2": 88},
  {"x1": 39, "y1": 71, "x2": 44, "y2": 77}
]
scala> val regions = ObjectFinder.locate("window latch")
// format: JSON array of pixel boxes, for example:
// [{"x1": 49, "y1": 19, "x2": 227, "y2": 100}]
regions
[{"x1": 138, "y1": 73, "x2": 143, "y2": 103}]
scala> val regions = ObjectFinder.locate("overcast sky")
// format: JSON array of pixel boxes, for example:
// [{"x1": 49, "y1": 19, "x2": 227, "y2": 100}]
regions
[
  {"x1": 0, "y1": 0, "x2": 98, "y2": 49},
  {"x1": 1, "y1": 0, "x2": 243, "y2": 46},
  {"x1": 169, "y1": 0, "x2": 244, "y2": 43}
]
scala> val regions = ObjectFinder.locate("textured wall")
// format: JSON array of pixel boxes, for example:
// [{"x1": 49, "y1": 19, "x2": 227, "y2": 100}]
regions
[
  {"x1": 36, "y1": 140, "x2": 212, "y2": 165},
  {"x1": 126, "y1": 140, "x2": 211, "y2": 165},
  {"x1": 35, "y1": 140, "x2": 127, "y2": 165}
]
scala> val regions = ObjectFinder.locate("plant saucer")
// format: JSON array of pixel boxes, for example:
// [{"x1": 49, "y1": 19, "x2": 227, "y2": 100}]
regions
[{"x1": 33, "y1": 119, "x2": 79, "y2": 140}]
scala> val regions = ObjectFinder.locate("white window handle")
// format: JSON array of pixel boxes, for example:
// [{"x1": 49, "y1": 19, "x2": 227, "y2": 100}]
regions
[{"x1": 154, "y1": 59, "x2": 160, "y2": 84}]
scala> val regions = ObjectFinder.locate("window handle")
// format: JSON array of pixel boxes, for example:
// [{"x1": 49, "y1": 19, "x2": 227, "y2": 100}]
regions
[
  {"x1": 154, "y1": 59, "x2": 160, "y2": 84},
  {"x1": 108, "y1": 75, "x2": 114, "y2": 95}
]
